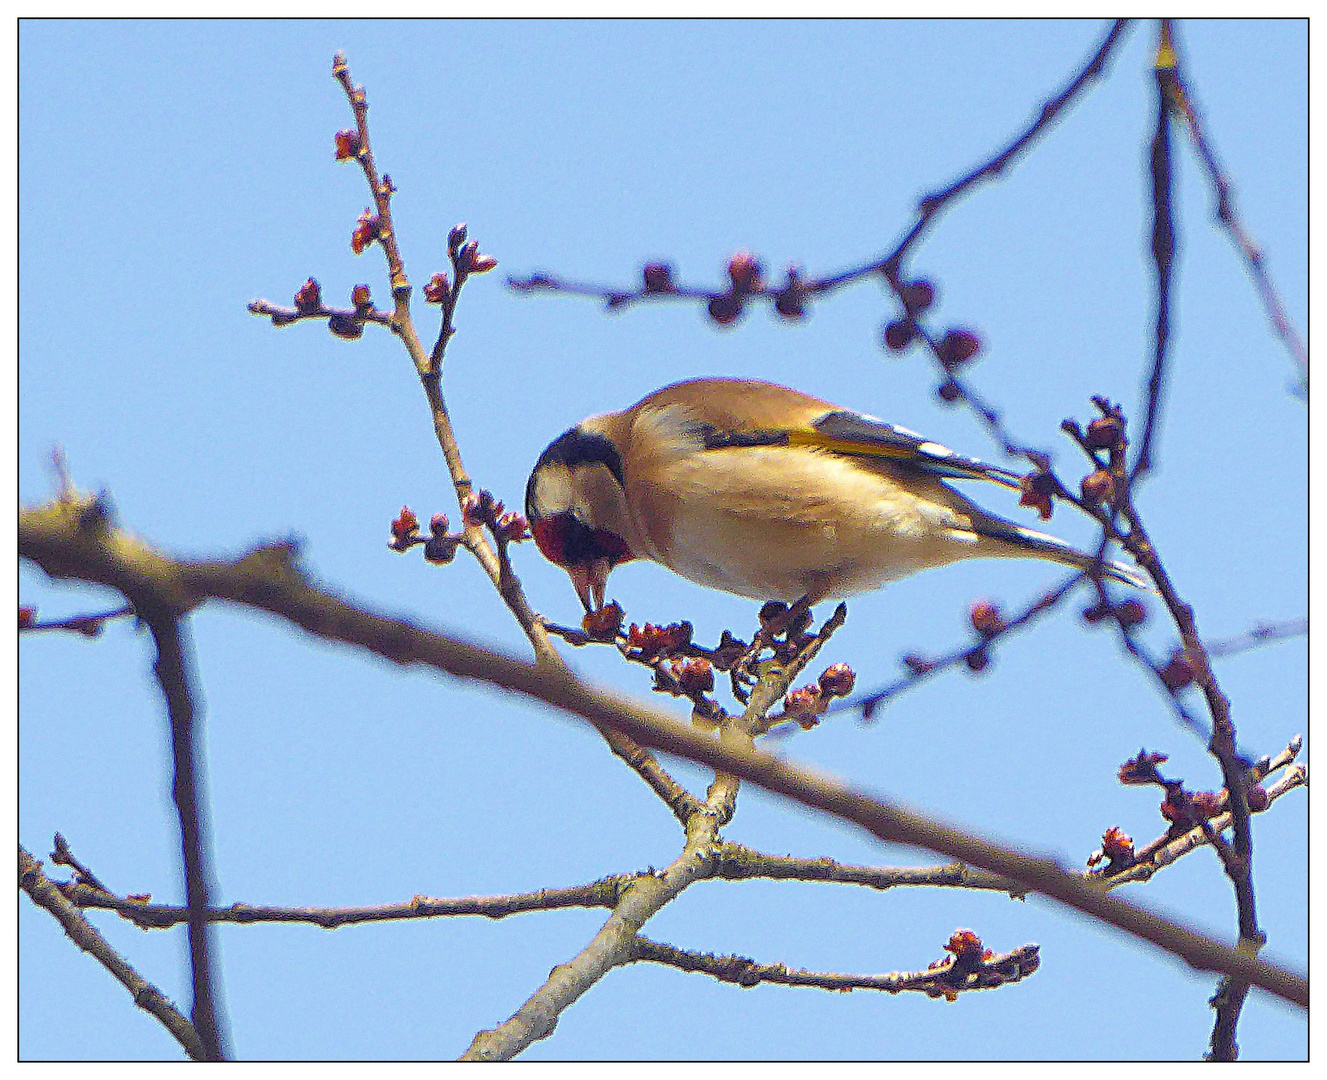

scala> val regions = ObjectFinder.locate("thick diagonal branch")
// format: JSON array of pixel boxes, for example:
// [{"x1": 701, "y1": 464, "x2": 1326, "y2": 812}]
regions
[{"x1": 19, "y1": 496, "x2": 1307, "y2": 1010}]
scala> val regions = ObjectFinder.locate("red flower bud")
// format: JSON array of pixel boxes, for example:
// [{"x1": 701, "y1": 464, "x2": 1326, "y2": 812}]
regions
[
  {"x1": 334, "y1": 129, "x2": 359, "y2": 161},
  {"x1": 818, "y1": 662, "x2": 856, "y2": 698},
  {"x1": 1159, "y1": 650, "x2": 1194, "y2": 691},
  {"x1": 294, "y1": 277, "x2": 322, "y2": 314},
  {"x1": 582, "y1": 601, "x2": 625, "y2": 640},
  {"x1": 495, "y1": 512, "x2": 531, "y2": 543},
  {"x1": 351, "y1": 209, "x2": 381, "y2": 255},
  {"x1": 1246, "y1": 784, "x2": 1269, "y2": 812},
  {"x1": 429, "y1": 513, "x2": 449, "y2": 536},
  {"x1": 469, "y1": 254, "x2": 498, "y2": 275},
  {"x1": 1019, "y1": 472, "x2": 1056, "y2": 521},
  {"x1": 944, "y1": 929, "x2": 983, "y2": 959},
  {"x1": 727, "y1": 251, "x2": 763, "y2": 293},
  {"x1": 882, "y1": 319, "x2": 914, "y2": 352},
  {"x1": 1101, "y1": 826, "x2": 1134, "y2": 862},
  {"x1": 391, "y1": 506, "x2": 420, "y2": 542},
  {"x1": 675, "y1": 657, "x2": 715, "y2": 695},
  {"x1": 900, "y1": 279, "x2": 935, "y2": 314},
  {"x1": 1079, "y1": 469, "x2": 1115, "y2": 507},
  {"x1": 351, "y1": 284, "x2": 372, "y2": 310},
  {"x1": 448, "y1": 223, "x2": 468, "y2": 256},
  {"x1": 19, "y1": 606, "x2": 36, "y2": 629},
  {"x1": 936, "y1": 329, "x2": 981, "y2": 367},
  {"x1": 937, "y1": 380, "x2": 961, "y2": 404},
  {"x1": 423, "y1": 273, "x2": 451, "y2": 304},
  {"x1": 707, "y1": 294, "x2": 743, "y2": 325},
  {"x1": 642, "y1": 262, "x2": 674, "y2": 293},
  {"x1": 969, "y1": 599, "x2": 1005, "y2": 637},
  {"x1": 1116, "y1": 599, "x2": 1147, "y2": 627},
  {"x1": 328, "y1": 313, "x2": 364, "y2": 340},
  {"x1": 1085, "y1": 416, "x2": 1125, "y2": 451},
  {"x1": 1118, "y1": 749, "x2": 1168, "y2": 785}
]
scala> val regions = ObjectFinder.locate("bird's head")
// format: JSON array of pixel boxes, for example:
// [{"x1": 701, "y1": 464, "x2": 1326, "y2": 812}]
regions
[{"x1": 525, "y1": 422, "x2": 636, "y2": 612}]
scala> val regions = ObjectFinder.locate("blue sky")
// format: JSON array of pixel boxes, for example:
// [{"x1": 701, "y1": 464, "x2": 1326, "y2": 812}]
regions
[{"x1": 19, "y1": 20, "x2": 1306, "y2": 1060}]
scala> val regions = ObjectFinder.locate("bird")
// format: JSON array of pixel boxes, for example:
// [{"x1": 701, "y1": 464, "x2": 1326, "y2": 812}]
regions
[{"x1": 525, "y1": 377, "x2": 1147, "y2": 613}]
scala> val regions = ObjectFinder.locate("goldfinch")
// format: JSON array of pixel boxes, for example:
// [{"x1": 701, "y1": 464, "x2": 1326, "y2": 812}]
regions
[{"x1": 525, "y1": 378, "x2": 1146, "y2": 612}]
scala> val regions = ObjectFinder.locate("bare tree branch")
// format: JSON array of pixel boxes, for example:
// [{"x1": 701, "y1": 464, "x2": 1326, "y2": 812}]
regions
[
  {"x1": 132, "y1": 601, "x2": 228, "y2": 1061},
  {"x1": 247, "y1": 55, "x2": 701, "y2": 829},
  {"x1": 461, "y1": 608, "x2": 847, "y2": 1059},
  {"x1": 18, "y1": 493, "x2": 1307, "y2": 1011},
  {"x1": 66, "y1": 875, "x2": 631, "y2": 930},
  {"x1": 711, "y1": 844, "x2": 1025, "y2": 897},
  {"x1": 1167, "y1": 25, "x2": 1308, "y2": 393},
  {"x1": 630, "y1": 935, "x2": 1041, "y2": 999},
  {"x1": 19, "y1": 847, "x2": 207, "y2": 1062}
]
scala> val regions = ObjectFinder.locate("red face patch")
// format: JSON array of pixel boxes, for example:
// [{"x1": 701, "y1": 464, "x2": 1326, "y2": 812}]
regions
[{"x1": 531, "y1": 512, "x2": 633, "y2": 569}]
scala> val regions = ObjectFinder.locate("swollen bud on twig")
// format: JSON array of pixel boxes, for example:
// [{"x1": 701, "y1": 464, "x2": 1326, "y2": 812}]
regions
[
  {"x1": 334, "y1": 129, "x2": 360, "y2": 161},
  {"x1": 423, "y1": 273, "x2": 451, "y2": 304},
  {"x1": 969, "y1": 600, "x2": 1005, "y2": 637},
  {"x1": 328, "y1": 313, "x2": 364, "y2": 340},
  {"x1": 581, "y1": 601, "x2": 625, "y2": 640},
  {"x1": 818, "y1": 662, "x2": 856, "y2": 698},
  {"x1": 936, "y1": 329, "x2": 981, "y2": 368},
  {"x1": 1085, "y1": 416, "x2": 1125, "y2": 451},
  {"x1": 448, "y1": 223, "x2": 468, "y2": 258},
  {"x1": 1018, "y1": 472, "x2": 1056, "y2": 521},
  {"x1": 351, "y1": 284, "x2": 373, "y2": 312},
  {"x1": 1159, "y1": 649, "x2": 1194, "y2": 691},
  {"x1": 707, "y1": 294, "x2": 743, "y2": 326},
  {"x1": 882, "y1": 320, "x2": 914, "y2": 352},
  {"x1": 674, "y1": 657, "x2": 715, "y2": 695},
  {"x1": 294, "y1": 277, "x2": 322, "y2": 314},
  {"x1": 900, "y1": 279, "x2": 936, "y2": 314},
  {"x1": 351, "y1": 209, "x2": 381, "y2": 255},
  {"x1": 1079, "y1": 469, "x2": 1115, "y2": 507},
  {"x1": 727, "y1": 251, "x2": 763, "y2": 293},
  {"x1": 642, "y1": 262, "x2": 674, "y2": 293}
]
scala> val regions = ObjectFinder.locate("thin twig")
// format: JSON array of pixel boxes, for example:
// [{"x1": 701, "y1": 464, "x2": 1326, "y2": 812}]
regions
[
  {"x1": 1167, "y1": 25, "x2": 1308, "y2": 394},
  {"x1": 1207, "y1": 617, "x2": 1307, "y2": 659},
  {"x1": 67, "y1": 874, "x2": 632, "y2": 929},
  {"x1": 712, "y1": 844, "x2": 1025, "y2": 898},
  {"x1": 19, "y1": 494, "x2": 1307, "y2": 1010},
  {"x1": 630, "y1": 936, "x2": 1041, "y2": 998},
  {"x1": 1102, "y1": 759, "x2": 1305, "y2": 889},
  {"x1": 1134, "y1": 21, "x2": 1178, "y2": 483},
  {"x1": 839, "y1": 572, "x2": 1082, "y2": 718},
  {"x1": 19, "y1": 847, "x2": 207, "y2": 1061},
  {"x1": 18, "y1": 602, "x2": 135, "y2": 637},
  {"x1": 509, "y1": 21, "x2": 1132, "y2": 316}
]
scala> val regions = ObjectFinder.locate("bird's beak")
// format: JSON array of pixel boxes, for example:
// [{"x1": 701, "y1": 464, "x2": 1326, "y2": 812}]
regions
[{"x1": 568, "y1": 559, "x2": 611, "y2": 613}]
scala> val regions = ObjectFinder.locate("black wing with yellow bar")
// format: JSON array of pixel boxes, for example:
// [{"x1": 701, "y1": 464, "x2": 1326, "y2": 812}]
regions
[{"x1": 697, "y1": 409, "x2": 1023, "y2": 490}]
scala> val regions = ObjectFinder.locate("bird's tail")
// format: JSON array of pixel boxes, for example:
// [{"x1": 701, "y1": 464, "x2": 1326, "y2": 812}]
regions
[{"x1": 974, "y1": 520, "x2": 1152, "y2": 591}]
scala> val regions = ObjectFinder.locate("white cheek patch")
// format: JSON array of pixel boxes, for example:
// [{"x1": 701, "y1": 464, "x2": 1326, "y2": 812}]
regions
[{"x1": 530, "y1": 467, "x2": 573, "y2": 517}]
